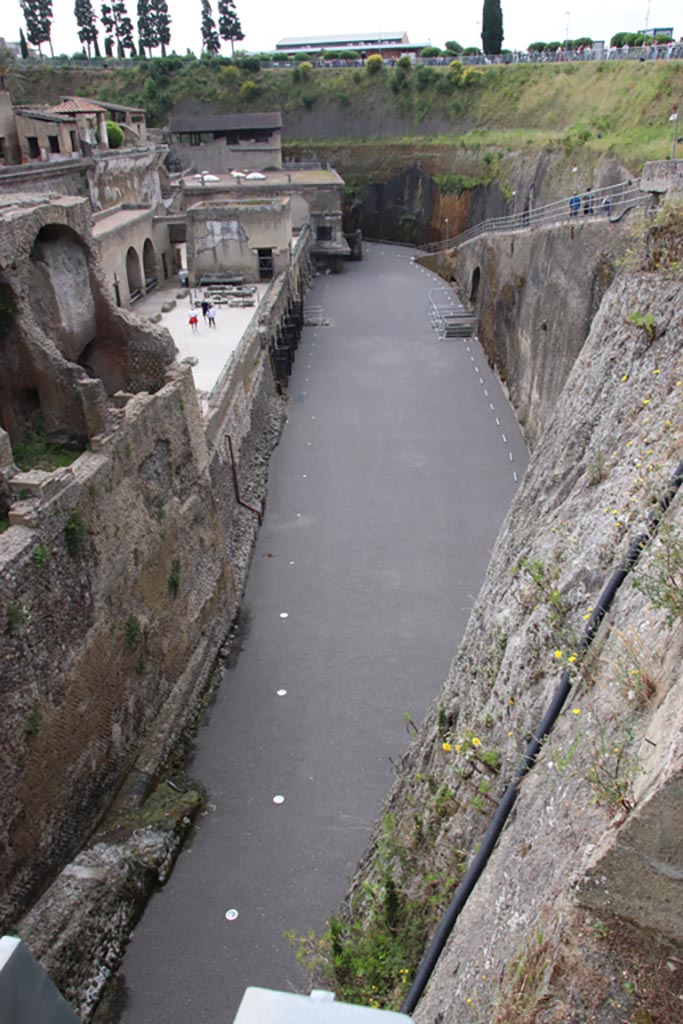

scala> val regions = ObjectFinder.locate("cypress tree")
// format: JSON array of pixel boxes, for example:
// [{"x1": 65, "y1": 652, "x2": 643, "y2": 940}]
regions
[
  {"x1": 201, "y1": 0, "x2": 220, "y2": 55},
  {"x1": 481, "y1": 0, "x2": 504, "y2": 55},
  {"x1": 217, "y1": 0, "x2": 244, "y2": 56},
  {"x1": 19, "y1": 27, "x2": 29, "y2": 59}
]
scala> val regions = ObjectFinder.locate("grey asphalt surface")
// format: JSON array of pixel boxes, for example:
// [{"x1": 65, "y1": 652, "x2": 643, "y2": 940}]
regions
[{"x1": 111, "y1": 244, "x2": 528, "y2": 1023}]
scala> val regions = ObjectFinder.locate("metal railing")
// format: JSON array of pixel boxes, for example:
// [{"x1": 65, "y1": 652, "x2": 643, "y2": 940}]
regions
[
  {"x1": 20, "y1": 47, "x2": 683, "y2": 72},
  {"x1": 423, "y1": 179, "x2": 650, "y2": 253}
]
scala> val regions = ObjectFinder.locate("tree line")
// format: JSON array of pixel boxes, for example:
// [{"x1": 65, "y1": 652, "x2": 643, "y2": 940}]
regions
[{"x1": 18, "y1": 0, "x2": 244, "y2": 59}]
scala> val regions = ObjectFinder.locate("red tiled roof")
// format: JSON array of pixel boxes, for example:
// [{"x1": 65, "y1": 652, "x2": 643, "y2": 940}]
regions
[{"x1": 49, "y1": 97, "x2": 109, "y2": 114}]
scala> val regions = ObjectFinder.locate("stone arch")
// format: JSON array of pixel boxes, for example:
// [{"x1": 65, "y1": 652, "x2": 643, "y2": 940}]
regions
[
  {"x1": 142, "y1": 237, "x2": 158, "y2": 292},
  {"x1": 470, "y1": 266, "x2": 481, "y2": 304},
  {"x1": 126, "y1": 247, "x2": 143, "y2": 302},
  {"x1": 29, "y1": 223, "x2": 97, "y2": 364}
]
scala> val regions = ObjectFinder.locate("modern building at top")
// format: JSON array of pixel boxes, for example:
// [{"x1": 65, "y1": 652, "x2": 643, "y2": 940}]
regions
[{"x1": 273, "y1": 31, "x2": 430, "y2": 59}]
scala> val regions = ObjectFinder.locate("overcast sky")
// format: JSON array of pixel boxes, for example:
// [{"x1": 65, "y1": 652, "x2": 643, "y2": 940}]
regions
[{"x1": 1, "y1": 0, "x2": 680, "y2": 57}]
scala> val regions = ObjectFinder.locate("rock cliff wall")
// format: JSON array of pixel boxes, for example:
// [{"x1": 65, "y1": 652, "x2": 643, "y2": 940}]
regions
[
  {"x1": 424, "y1": 217, "x2": 635, "y2": 447},
  {"x1": 336, "y1": 207, "x2": 683, "y2": 1021}
]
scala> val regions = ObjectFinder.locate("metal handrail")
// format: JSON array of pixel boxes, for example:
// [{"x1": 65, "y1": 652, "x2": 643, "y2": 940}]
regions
[{"x1": 423, "y1": 180, "x2": 649, "y2": 253}]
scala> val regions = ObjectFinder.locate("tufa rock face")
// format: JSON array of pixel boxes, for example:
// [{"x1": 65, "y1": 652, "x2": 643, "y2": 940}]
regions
[{"x1": 342, "y1": 211, "x2": 683, "y2": 1021}]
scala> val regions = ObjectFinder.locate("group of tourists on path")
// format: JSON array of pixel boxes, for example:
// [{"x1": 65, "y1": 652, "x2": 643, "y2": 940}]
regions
[
  {"x1": 189, "y1": 297, "x2": 217, "y2": 331},
  {"x1": 569, "y1": 189, "x2": 613, "y2": 218}
]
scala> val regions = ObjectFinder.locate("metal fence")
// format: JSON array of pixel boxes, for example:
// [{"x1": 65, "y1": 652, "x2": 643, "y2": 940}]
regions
[
  {"x1": 19, "y1": 47, "x2": 683, "y2": 71},
  {"x1": 422, "y1": 180, "x2": 650, "y2": 253}
]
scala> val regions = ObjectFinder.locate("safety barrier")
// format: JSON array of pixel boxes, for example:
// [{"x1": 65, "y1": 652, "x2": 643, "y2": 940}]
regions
[{"x1": 423, "y1": 180, "x2": 649, "y2": 254}]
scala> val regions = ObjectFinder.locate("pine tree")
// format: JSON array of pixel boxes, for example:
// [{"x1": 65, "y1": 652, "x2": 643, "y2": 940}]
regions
[
  {"x1": 102, "y1": 0, "x2": 135, "y2": 56},
  {"x1": 137, "y1": 0, "x2": 158, "y2": 57},
  {"x1": 481, "y1": 0, "x2": 504, "y2": 55},
  {"x1": 201, "y1": 0, "x2": 220, "y2": 54},
  {"x1": 74, "y1": 0, "x2": 101, "y2": 57},
  {"x1": 116, "y1": 0, "x2": 136, "y2": 51},
  {"x1": 21, "y1": 0, "x2": 54, "y2": 57},
  {"x1": 217, "y1": 0, "x2": 244, "y2": 56},
  {"x1": 150, "y1": 0, "x2": 171, "y2": 56}
]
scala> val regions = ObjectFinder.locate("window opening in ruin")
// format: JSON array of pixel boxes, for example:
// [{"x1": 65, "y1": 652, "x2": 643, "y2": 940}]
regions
[
  {"x1": 126, "y1": 246, "x2": 144, "y2": 302},
  {"x1": 258, "y1": 248, "x2": 274, "y2": 280},
  {"x1": 189, "y1": 133, "x2": 201, "y2": 146},
  {"x1": 0, "y1": 137, "x2": 5, "y2": 161},
  {"x1": 69, "y1": 131, "x2": 77, "y2": 152},
  {"x1": 316, "y1": 225, "x2": 333, "y2": 242},
  {"x1": 27, "y1": 136, "x2": 40, "y2": 159},
  {"x1": 470, "y1": 266, "x2": 481, "y2": 303},
  {"x1": 143, "y1": 238, "x2": 158, "y2": 292},
  {"x1": 48, "y1": 135, "x2": 60, "y2": 154}
]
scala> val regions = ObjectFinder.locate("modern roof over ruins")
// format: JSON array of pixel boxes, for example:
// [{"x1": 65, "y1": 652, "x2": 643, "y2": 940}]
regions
[{"x1": 168, "y1": 112, "x2": 283, "y2": 135}]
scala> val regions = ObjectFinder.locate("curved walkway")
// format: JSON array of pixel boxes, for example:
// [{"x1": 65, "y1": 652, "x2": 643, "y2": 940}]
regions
[{"x1": 109, "y1": 245, "x2": 528, "y2": 1023}]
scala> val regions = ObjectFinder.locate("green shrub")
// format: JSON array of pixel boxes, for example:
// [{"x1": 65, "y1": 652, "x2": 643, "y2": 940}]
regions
[
  {"x1": 293, "y1": 60, "x2": 313, "y2": 82},
  {"x1": 221, "y1": 65, "x2": 240, "y2": 85},
  {"x1": 366, "y1": 54, "x2": 384, "y2": 76},
  {"x1": 106, "y1": 117, "x2": 124, "y2": 147},
  {"x1": 64, "y1": 509, "x2": 87, "y2": 557},
  {"x1": 415, "y1": 65, "x2": 438, "y2": 90},
  {"x1": 124, "y1": 614, "x2": 142, "y2": 650},
  {"x1": 448, "y1": 59, "x2": 463, "y2": 85},
  {"x1": 240, "y1": 79, "x2": 260, "y2": 100},
  {"x1": 421, "y1": 46, "x2": 442, "y2": 57},
  {"x1": 168, "y1": 559, "x2": 181, "y2": 599},
  {"x1": 7, "y1": 601, "x2": 24, "y2": 635},
  {"x1": 25, "y1": 708, "x2": 43, "y2": 735},
  {"x1": 397, "y1": 55, "x2": 412, "y2": 69},
  {"x1": 32, "y1": 544, "x2": 50, "y2": 567}
]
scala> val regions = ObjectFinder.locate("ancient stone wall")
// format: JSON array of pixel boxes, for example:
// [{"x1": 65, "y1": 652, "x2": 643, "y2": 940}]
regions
[
  {"x1": 0, "y1": 366, "x2": 234, "y2": 930},
  {"x1": 0, "y1": 200, "x2": 311, "y2": 939}
]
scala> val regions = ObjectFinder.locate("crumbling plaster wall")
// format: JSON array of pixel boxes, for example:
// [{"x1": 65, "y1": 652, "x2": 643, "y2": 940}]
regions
[
  {"x1": 87, "y1": 147, "x2": 168, "y2": 213},
  {"x1": 187, "y1": 200, "x2": 292, "y2": 283}
]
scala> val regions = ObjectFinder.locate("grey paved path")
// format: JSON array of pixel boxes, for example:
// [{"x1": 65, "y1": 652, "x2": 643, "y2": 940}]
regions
[{"x1": 110, "y1": 245, "x2": 528, "y2": 1023}]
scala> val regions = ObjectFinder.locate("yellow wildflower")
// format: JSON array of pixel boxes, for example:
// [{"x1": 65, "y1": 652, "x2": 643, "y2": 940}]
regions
[
  {"x1": 442, "y1": 742, "x2": 452, "y2": 752},
  {"x1": 472, "y1": 737, "x2": 481, "y2": 747}
]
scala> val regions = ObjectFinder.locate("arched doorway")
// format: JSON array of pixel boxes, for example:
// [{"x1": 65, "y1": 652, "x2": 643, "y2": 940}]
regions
[
  {"x1": 126, "y1": 247, "x2": 143, "y2": 303},
  {"x1": 142, "y1": 238, "x2": 157, "y2": 293},
  {"x1": 470, "y1": 266, "x2": 481, "y2": 304}
]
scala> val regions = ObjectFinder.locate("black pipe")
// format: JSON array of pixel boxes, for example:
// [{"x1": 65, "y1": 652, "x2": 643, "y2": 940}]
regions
[{"x1": 402, "y1": 457, "x2": 683, "y2": 1014}]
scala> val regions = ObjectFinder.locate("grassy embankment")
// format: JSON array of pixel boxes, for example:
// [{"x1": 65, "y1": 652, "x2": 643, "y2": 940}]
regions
[{"x1": 10, "y1": 57, "x2": 683, "y2": 174}]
